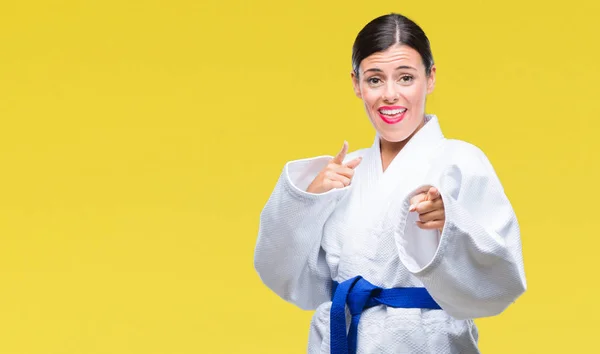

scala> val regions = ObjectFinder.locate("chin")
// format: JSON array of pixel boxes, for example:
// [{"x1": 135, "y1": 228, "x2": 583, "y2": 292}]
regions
[
  {"x1": 377, "y1": 130, "x2": 413, "y2": 143},
  {"x1": 371, "y1": 121, "x2": 416, "y2": 143},
  {"x1": 369, "y1": 111, "x2": 425, "y2": 144}
]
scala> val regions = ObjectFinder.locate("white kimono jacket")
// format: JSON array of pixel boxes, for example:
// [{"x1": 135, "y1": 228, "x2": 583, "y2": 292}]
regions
[{"x1": 254, "y1": 115, "x2": 527, "y2": 353}]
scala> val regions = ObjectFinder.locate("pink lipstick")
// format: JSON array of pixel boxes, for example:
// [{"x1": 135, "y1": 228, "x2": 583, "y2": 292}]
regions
[{"x1": 377, "y1": 106, "x2": 407, "y2": 124}]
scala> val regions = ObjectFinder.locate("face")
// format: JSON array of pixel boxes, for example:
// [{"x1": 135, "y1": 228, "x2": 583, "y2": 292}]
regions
[{"x1": 351, "y1": 44, "x2": 436, "y2": 143}]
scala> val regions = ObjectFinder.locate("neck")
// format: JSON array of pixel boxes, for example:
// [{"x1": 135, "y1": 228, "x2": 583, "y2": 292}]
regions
[{"x1": 379, "y1": 117, "x2": 427, "y2": 172}]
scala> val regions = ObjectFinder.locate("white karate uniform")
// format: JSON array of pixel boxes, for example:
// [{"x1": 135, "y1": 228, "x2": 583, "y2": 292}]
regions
[{"x1": 254, "y1": 115, "x2": 527, "y2": 353}]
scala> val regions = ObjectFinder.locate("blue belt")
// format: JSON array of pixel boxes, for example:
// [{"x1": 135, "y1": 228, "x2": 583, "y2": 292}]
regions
[{"x1": 329, "y1": 276, "x2": 442, "y2": 354}]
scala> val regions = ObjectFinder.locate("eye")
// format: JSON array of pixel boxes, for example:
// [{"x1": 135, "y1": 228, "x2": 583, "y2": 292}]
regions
[
  {"x1": 367, "y1": 77, "x2": 382, "y2": 85},
  {"x1": 399, "y1": 75, "x2": 414, "y2": 84}
]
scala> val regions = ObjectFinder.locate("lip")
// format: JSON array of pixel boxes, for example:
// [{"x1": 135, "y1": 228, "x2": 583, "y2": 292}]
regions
[{"x1": 377, "y1": 106, "x2": 407, "y2": 124}]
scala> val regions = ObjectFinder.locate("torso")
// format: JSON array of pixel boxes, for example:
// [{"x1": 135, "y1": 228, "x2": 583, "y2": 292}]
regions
[{"x1": 306, "y1": 116, "x2": 481, "y2": 353}]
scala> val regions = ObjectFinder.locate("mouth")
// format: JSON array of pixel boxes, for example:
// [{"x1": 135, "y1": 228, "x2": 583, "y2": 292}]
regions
[{"x1": 377, "y1": 106, "x2": 407, "y2": 124}]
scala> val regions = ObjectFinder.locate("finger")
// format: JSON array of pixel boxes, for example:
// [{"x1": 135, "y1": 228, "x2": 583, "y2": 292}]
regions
[
  {"x1": 330, "y1": 173, "x2": 350, "y2": 187},
  {"x1": 409, "y1": 193, "x2": 427, "y2": 212},
  {"x1": 418, "y1": 209, "x2": 445, "y2": 223},
  {"x1": 416, "y1": 220, "x2": 445, "y2": 230},
  {"x1": 332, "y1": 165, "x2": 355, "y2": 179},
  {"x1": 414, "y1": 199, "x2": 443, "y2": 214},
  {"x1": 331, "y1": 141, "x2": 348, "y2": 165},
  {"x1": 344, "y1": 156, "x2": 362, "y2": 169},
  {"x1": 427, "y1": 187, "x2": 441, "y2": 201},
  {"x1": 326, "y1": 180, "x2": 346, "y2": 190},
  {"x1": 325, "y1": 171, "x2": 351, "y2": 187}
]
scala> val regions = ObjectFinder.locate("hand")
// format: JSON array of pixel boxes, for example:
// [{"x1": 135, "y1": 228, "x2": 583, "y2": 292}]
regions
[
  {"x1": 409, "y1": 186, "x2": 445, "y2": 231},
  {"x1": 306, "y1": 141, "x2": 362, "y2": 194}
]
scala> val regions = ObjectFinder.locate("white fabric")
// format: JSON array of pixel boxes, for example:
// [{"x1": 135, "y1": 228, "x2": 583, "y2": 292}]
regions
[{"x1": 254, "y1": 115, "x2": 527, "y2": 353}]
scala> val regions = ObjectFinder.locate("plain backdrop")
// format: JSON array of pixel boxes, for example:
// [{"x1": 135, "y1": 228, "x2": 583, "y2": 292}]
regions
[{"x1": 1, "y1": 1, "x2": 599, "y2": 353}]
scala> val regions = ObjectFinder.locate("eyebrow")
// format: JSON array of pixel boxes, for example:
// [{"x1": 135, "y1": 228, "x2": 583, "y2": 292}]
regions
[{"x1": 363, "y1": 65, "x2": 417, "y2": 74}]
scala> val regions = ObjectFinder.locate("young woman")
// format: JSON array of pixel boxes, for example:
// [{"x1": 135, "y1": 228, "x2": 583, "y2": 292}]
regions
[{"x1": 254, "y1": 13, "x2": 526, "y2": 354}]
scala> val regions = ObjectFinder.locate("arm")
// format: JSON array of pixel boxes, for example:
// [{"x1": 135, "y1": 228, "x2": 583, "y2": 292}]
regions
[
  {"x1": 254, "y1": 156, "x2": 350, "y2": 310},
  {"x1": 395, "y1": 147, "x2": 527, "y2": 319}
]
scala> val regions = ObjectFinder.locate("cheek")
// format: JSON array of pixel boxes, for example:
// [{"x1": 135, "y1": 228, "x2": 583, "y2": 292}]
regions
[
  {"x1": 404, "y1": 86, "x2": 426, "y2": 104},
  {"x1": 360, "y1": 86, "x2": 380, "y2": 108}
]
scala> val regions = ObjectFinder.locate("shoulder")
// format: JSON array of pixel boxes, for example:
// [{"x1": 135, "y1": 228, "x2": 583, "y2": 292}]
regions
[
  {"x1": 433, "y1": 138, "x2": 498, "y2": 177},
  {"x1": 423, "y1": 138, "x2": 508, "y2": 200}
]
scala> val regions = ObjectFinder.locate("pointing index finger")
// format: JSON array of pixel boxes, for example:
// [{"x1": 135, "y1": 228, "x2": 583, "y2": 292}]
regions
[
  {"x1": 427, "y1": 187, "x2": 440, "y2": 201},
  {"x1": 332, "y1": 141, "x2": 348, "y2": 165}
]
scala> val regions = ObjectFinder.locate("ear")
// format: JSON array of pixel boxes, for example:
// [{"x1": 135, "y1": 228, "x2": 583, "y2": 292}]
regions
[
  {"x1": 351, "y1": 71, "x2": 362, "y2": 99},
  {"x1": 426, "y1": 65, "x2": 436, "y2": 94}
]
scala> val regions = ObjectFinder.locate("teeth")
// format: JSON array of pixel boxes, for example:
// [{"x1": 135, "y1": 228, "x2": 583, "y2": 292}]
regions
[{"x1": 379, "y1": 108, "x2": 406, "y2": 115}]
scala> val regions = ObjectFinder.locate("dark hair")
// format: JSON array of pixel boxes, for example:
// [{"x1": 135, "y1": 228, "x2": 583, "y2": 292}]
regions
[{"x1": 352, "y1": 13, "x2": 434, "y2": 77}]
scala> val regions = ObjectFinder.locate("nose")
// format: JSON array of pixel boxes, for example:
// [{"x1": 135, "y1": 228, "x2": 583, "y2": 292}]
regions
[{"x1": 382, "y1": 81, "x2": 399, "y2": 102}]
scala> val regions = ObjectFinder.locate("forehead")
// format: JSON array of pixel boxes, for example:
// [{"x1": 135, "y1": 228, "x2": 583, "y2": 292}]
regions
[{"x1": 360, "y1": 44, "x2": 424, "y2": 71}]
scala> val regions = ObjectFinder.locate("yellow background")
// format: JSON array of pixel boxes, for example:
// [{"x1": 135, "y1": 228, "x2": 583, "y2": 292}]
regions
[{"x1": 1, "y1": 0, "x2": 598, "y2": 353}]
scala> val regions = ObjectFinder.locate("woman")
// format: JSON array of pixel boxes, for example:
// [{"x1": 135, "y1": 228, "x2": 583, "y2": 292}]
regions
[{"x1": 254, "y1": 13, "x2": 526, "y2": 354}]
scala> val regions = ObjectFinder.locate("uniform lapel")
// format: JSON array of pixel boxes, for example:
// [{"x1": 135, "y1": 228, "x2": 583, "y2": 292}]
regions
[
  {"x1": 370, "y1": 115, "x2": 445, "y2": 206},
  {"x1": 336, "y1": 115, "x2": 446, "y2": 279},
  {"x1": 342, "y1": 115, "x2": 445, "y2": 234}
]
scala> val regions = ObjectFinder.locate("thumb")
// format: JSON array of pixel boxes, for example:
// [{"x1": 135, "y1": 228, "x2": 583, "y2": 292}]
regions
[
  {"x1": 345, "y1": 156, "x2": 362, "y2": 169},
  {"x1": 331, "y1": 141, "x2": 348, "y2": 165},
  {"x1": 409, "y1": 193, "x2": 427, "y2": 212}
]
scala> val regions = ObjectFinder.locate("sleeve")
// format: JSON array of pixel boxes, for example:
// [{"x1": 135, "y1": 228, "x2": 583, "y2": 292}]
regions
[
  {"x1": 253, "y1": 155, "x2": 351, "y2": 310},
  {"x1": 394, "y1": 147, "x2": 527, "y2": 320}
]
